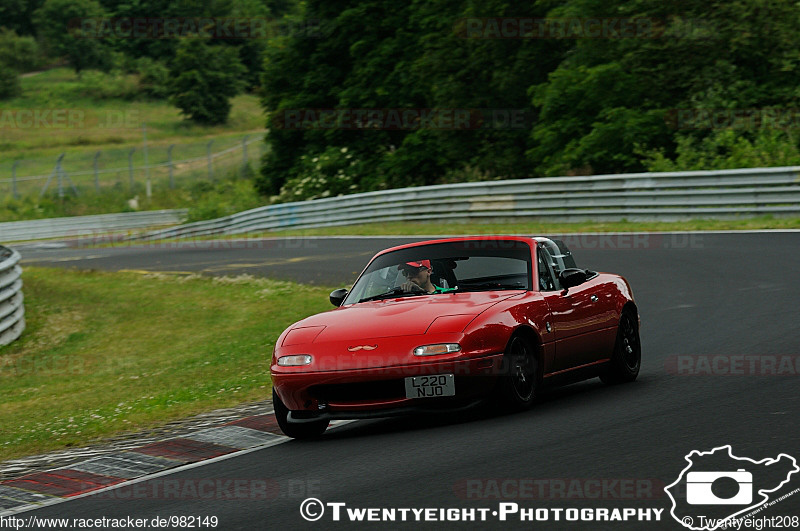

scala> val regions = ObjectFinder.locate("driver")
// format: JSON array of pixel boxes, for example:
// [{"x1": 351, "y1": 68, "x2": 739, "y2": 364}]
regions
[{"x1": 398, "y1": 260, "x2": 456, "y2": 294}]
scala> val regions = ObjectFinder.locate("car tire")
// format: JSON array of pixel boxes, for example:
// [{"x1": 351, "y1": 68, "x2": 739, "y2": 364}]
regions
[
  {"x1": 496, "y1": 335, "x2": 539, "y2": 410},
  {"x1": 273, "y1": 389, "x2": 329, "y2": 439},
  {"x1": 600, "y1": 309, "x2": 641, "y2": 384}
]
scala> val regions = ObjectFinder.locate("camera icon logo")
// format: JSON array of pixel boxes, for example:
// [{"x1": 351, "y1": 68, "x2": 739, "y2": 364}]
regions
[{"x1": 686, "y1": 469, "x2": 753, "y2": 505}]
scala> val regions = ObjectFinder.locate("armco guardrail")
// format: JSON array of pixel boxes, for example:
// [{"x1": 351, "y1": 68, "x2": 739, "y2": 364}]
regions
[
  {"x1": 0, "y1": 209, "x2": 187, "y2": 242},
  {"x1": 138, "y1": 166, "x2": 800, "y2": 240},
  {"x1": 0, "y1": 246, "x2": 24, "y2": 347}
]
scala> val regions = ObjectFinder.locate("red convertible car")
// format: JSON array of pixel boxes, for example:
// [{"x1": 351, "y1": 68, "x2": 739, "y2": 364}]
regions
[{"x1": 270, "y1": 236, "x2": 640, "y2": 439}]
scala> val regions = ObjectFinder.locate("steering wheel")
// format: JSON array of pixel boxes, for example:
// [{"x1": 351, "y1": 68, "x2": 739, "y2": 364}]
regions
[{"x1": 400, "y1": 282, "x2": 425, "y2": 293}]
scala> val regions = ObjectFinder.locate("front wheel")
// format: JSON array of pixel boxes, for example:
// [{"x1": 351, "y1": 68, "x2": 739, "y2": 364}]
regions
[
  {"x1": 273, "y1": 389, "x2": 329, "y2": 439},
  {"x1": 495, "y1": 335, "x2": 540, "y2": 411},
  {"x1": 600, "y1": 310, "x2": 641, "y2": 384}
]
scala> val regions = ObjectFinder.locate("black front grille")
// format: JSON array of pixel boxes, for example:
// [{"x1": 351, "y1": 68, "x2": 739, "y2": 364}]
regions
[{"x1": 309, "y1": 380, "x2": 405, "y2": 403}]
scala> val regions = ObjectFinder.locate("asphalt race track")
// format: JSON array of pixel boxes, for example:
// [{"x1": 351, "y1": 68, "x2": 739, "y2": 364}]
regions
[{"x1": 14, "y1": 232, "x2": 800, "y2": 529}]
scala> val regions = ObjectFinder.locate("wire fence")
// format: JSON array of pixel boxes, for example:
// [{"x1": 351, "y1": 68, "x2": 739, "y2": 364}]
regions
[{"x1": 0, "y1": 133, "x2": 266, "y2": 200}]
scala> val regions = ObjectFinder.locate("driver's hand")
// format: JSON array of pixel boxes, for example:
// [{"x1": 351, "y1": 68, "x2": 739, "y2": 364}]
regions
[{"x1": 400, "y1": 282, "x2": 424, "y2": 292}]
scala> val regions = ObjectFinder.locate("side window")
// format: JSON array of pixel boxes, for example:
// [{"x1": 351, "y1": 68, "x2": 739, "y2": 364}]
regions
[
  {"x1": 537, "y1": 247, "x2": 558, "y2": 291},
  {"x1": 549, "y1": 239, "x2": 577, "y2": 271}
]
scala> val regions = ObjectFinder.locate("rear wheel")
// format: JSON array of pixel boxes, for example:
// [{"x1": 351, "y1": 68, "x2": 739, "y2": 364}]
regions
[
  {"x1": 496, "y1": 335, "x2": 539, "y2": 410},
  {"x1": 273, "y1": 389, "x2": 329, "y2": 439},
  {"x1": 600, "y1": 310, "x2": 641, "y2": 384}
]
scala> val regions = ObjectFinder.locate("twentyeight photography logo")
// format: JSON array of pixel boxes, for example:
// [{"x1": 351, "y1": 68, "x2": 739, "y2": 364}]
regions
[{"x1": 666, "y1": 445, "x2": 799, "y2": 530}]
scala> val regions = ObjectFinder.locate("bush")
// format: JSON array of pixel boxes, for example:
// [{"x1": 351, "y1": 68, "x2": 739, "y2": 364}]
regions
[
  {"x1": 184, "y1": 173, "x2": 264, "y2": 222},
  {"x1": 639, "y1": 129, "x2": 800, "y2": 172},
  {"x1": 168, "y1": 38, "x2": 246, "y2": 125},
  {"x1": 33, "y1": 0, "x2": 110, "y2": 73},
  {"x1": 437, "y1": 165, "x2": 496, "y2": 185},
  {"x1": 0, "y1": 28, "x2": 44, "y2": 72},
  {"x1": 274, "y1": 146, "x2": 361, "y2": 203},
  {"x1": 74, "y1": 70, "x2": 139, "y2": 100},
  {"x1": 136, "y1": 57, "x2": 170, "y2": 99},
  {"x1": 0, "y1": 65, "x2": 20, "y2": 100}
]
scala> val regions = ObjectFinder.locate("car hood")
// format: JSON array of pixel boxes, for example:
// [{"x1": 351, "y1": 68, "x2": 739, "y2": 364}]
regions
[{"x1": 288, "y1": 291, "x2": 523, "y2": 343}]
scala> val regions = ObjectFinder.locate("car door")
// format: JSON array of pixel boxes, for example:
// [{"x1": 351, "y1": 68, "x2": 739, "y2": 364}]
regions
[{"x1": 537, "y1": 245, "x2": 616, "y2": 372}]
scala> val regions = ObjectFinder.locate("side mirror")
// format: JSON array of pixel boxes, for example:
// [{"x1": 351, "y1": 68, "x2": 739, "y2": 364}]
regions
[
  {"x1": 329, "y1": 288, "x2": 348, "y2": 307},
  {"x1": 559, "y1": 268, "x2": 588, "y2": 290}
]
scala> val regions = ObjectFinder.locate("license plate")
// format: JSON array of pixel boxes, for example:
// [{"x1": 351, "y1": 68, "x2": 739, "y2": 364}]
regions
[{"x1": 404, "y1": 374, "x2": 455, "y2": 398}]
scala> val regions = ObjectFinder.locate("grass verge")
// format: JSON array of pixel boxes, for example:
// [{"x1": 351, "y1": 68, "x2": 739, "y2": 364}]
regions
[
  {"x1": 0, "y1": 267, "x2": 332, "y2": 461},
  {"x1": 0, "y1": 67, "x2": 269, "y2": 222},
  {"x1": 0, "y1": 165, "x2": 266, "y2": 223},
  {"x1": 88, "y1": 215, "x2": 800, "y2": 249},
  {"x1": 1, "y1": 68, "x2": 264, "y2": 158}
]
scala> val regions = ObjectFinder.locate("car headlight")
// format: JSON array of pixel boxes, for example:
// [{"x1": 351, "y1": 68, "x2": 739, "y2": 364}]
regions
[
  {"x1": 277, "y1": 354, "x2": 313, "y2": 366},
  {"x1": 413, "y1": 343, "x2": 461, "y2": 356}
]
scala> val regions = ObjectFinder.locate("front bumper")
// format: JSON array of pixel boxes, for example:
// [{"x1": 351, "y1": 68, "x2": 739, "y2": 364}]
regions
[
  {"x1": 287, "y1": 398, "x2": 485, "y2": 423},
  {"x1": 272, "y1": 353, "x2": 505, "y2": 413}
]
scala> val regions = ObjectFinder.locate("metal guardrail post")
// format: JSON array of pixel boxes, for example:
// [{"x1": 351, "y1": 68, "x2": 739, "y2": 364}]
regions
[
  {"x1": 93, "y1": 151, "x2": 101, "y2": 193},
  {"x1": 128, "y1": 148, "x2": 136, "y2": 191},
  {"x1": 167, "y1": 144, "x2": 175, "y2": 189},
  {"x1": 60, "y1": 161, "x2": 79, "y2": 197},
  {"x1": 40, "y1": 154, "x2": 66, "y2": 198},
  {"x1": 56, "y1": 155, "x2": 64, "y2": 198},
  {"x1": 11, "y1": 161, "x2": 19, "y2": 199},
  {"x1": 143, "y1": 123, "x2": 151, "y2": 199},
  {"x1": 206, "y1": 140, "x2": 214, "y2": 181},
  {"x1": 241, "y1": 135, "x2": 249, "y2": 176}
]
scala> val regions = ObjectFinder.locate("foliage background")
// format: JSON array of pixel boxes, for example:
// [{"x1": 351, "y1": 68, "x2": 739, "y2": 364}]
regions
[
  {"x1": 3, "y1": 0, "x2": 800, "y2": 204},
  {"x1": 258, "y1": 0, "x2": 800, "y2": 200}
]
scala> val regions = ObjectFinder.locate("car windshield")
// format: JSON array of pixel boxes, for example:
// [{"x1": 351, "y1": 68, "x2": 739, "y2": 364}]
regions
[{"x1": 343, "y1": 240, "x2": 532, "y2": 305}]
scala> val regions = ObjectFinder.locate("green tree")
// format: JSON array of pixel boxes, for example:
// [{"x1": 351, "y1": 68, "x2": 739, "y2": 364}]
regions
[
  {"x1": 641, "y1": 129, "x2": 800, "y2": 172},
  {"x1": 33, "y1": 0, "x2": 110, "y2": 73},
  {"x1": 258, "y1": 0, "x2": 800, "y2": 201},
  {"x1": 168, "y1": 38, "x2": 247, "y2": 125},
  {"x1": 0, "y1": 0, "x2": 46, "y2": 36},
  {"x1": 0, "y1": 65, "x2": 21, "y2": 100},
  {"x1": 136, "y1": 57, "x2": 170, "y2": 99},
  {"x1": 258, "y1": 0, "x2": 556, "y2": 197},
  {"x1": 228, "y1": 0, "x2": 273, "y2": 90},
  {"x1": 528, "y1": 0, "x2": 800, "y2": 175},
  {"x1": 101, "y1": 0, "x2": 232, "y2": 61},
  {"x1": 0, "y1": 28, "x2": 44, "y2": 72}
]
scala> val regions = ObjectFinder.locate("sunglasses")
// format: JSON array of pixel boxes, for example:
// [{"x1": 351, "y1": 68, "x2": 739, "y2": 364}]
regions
[{"x1": 400, "y1": 267, "x2": 426, "y2": 277}]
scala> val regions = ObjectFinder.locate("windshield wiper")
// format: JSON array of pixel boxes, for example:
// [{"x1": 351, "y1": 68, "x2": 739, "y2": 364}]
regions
[{"x1": 358, "y1": 287, "x2": 427, "y2": 303}]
